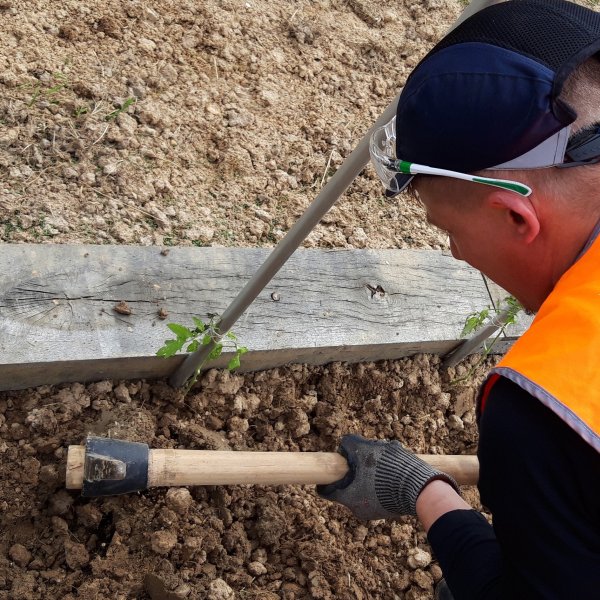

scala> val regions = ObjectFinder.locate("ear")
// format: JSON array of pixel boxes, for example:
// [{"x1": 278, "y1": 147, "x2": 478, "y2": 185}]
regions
[{"x1": 486, "y1": 191, "x2": 540, "y2": 244}]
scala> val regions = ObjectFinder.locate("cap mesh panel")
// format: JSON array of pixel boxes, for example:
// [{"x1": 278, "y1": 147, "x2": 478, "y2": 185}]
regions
[{"x1": 430, "y1": 0, "x2": 600, "y2": 72}]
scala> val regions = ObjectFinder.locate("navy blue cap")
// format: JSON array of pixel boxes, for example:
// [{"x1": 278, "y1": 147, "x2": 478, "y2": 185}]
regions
[{"x1": 392, "y1": 0, "x2": 600, "y2": 192}]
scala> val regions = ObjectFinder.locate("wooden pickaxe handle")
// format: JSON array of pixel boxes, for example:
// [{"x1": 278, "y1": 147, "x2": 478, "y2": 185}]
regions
[{"x1": 66, "y1": 437, "x2": 479, "y2": 496}]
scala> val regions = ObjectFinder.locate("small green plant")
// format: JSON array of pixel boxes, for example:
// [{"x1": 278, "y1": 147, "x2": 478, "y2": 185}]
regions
[
  {"x1": 105, "y1": 97, "x2": 136, "y2": 121},
  {"x1": 451, "y1": 296, "x2": 522, "y2": 384},
  {"x1": 461, "y1": 306, "x2": 491, "y2": 337},
  {"x1": 157, "y1": 315, "x2": 248, "y2": 391},
  {"x1": 26, "y1": 72, "x2": 69, "y2": 107},
  {"x1": 463, "y1": 295, "x2": 521, "y2": 339},
  {"x1": 2, "y1": 219, "x2": 19, "y2": 239},
  {"x1": 73, "y1": 104, "x2": 89, "y2": 117}
]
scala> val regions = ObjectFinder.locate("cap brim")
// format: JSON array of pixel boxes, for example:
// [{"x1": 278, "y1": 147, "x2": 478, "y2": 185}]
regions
[
  {"x1": 385, "y1": 173, "x2": 413, "y2": 198},
  {"x1": 491, "y1": 127, "x2": 570, "y2": 169}
]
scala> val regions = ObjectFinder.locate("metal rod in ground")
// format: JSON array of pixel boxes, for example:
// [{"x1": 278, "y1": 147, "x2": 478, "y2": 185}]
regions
[
  {"x1": 169, "y1": 0, "x2": 502, "y2": 389},
  {"x1": 441, "y1": 307, "x2": 513, "y2": 370}
]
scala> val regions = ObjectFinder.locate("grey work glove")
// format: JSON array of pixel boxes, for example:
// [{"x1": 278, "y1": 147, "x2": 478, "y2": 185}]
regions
[{"x1": 317, "y1": 434, "x2": 460, "y2": 520}]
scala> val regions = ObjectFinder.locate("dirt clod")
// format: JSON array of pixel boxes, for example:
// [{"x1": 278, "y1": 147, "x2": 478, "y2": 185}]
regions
[
  {"x1": 150, "y1": 530, "x2": 178, "y2": 556},
  {"x1": 248, "y1": 561, "x2": 268, "y2": 576},
  {"x1": 64, "y1": 540, "x2": 90, "y2": 570},
  {"x1": 113, "y1": 300, "x2": 132, "y2": 316},
  {"x1": 207, "y1": 578, "x2": 235, "y2": 600},
  {"x1": 408, "y1": 547, "x2": 433, "y2": 569},
  {"x1": 165, "y1": 488, "x2": 193, "y2": 515},
  {"x1": 9, "y1": 544, "x2": 32, "y2": 568}
]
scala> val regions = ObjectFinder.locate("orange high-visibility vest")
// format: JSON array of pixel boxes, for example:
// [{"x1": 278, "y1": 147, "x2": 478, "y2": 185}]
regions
[{"x1": 479, "y1": 229, "x2": 600, "y2": 453}]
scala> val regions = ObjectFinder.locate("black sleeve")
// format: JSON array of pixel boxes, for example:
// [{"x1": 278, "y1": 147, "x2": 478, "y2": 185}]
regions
[
  {"x1": 427, "y1": 375, "x2": 600, "y2": 599},
  {"x1": 427, "y1": 508, "x2": 503, "y2": 598}
]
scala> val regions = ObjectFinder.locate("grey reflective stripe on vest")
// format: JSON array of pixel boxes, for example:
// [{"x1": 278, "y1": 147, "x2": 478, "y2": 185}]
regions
[
  {"x1": 491, "y1": 366, "x2": 600, "y2": 454},
  {"x1": 578, "y1": 218, "x2": 600, "y2": 258}
]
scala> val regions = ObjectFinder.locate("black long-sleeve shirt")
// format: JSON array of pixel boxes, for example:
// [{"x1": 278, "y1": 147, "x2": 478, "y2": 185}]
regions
[{"x1": 427, "y1": 376, "x2": 600, "y2": 598}]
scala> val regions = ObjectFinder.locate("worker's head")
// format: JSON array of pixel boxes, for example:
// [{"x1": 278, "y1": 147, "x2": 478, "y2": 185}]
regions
[{"x1": 370, "y1": 0, "x2": 600, "y2": 311}]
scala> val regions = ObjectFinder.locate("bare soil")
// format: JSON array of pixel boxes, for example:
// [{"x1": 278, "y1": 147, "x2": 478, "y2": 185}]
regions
[
  {"x1": 0, "y1": 1, "x2": 497, "y2": 598},
  {"x1": 0, "y1": 358, "x2": 491, "y2": 600},
  {"x1": 0, "y1": 0, "x2": 456, "y2": 250}
]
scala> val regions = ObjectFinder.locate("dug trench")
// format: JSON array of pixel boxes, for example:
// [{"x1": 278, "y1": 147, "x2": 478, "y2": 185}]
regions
[{"x1": 0, "y1": 355, "x2": 493, "y2": 599}]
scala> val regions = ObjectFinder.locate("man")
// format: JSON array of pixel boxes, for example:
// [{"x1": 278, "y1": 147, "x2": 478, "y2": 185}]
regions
[{"x1": 318, "y1": 1, "x2": 600, "y2": 597}]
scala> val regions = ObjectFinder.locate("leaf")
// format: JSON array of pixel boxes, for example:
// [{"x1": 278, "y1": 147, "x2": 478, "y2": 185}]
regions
[
  {"x1": 187, "y1": 340, "x2": 199, "y2": 353},
  {"x1": 226, "y1": 331, "x2": 237, "y2": 340},
  {"x1": 461, "y1": 308, "x2": 489, "y2": 337},
  {"x1": 227, "y1": 354, "x2": 241, "y2": 370},
  {"x1": 47, "y1": 84, "x2": 64, "y2": 95},
  {"x1": 238, "y1": 346, "x2": 248, "y2": 355},
  {"x1": 502, "y1": 295, "x2": 522, "y2": 326},
  {"x1": 192, "y1": 317, "x2": 206, "y2": 332},
  {"x1": 202, "y1": 334, "x2": 212, "y2": 346},
  {"x1": 167, "y1": 322, "x2": 193, "y2": 339},
  {"x1": 461, "y1": 317, "x2": 478, "y2": 337},
  {"x1": 208, "y1": 344, "x2": 223, "y2": 360},
  {"x1": 28, "y1": 88, "x2": 41, "y2": 106},
  {"x1": 156, "y1": 338, "x2": 185, "y2": 357}
]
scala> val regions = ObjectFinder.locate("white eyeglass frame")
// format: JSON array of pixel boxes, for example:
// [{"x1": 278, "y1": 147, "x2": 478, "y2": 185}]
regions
[{"x1": 369, "y1": 118, "x2": 532, "y2": 197}]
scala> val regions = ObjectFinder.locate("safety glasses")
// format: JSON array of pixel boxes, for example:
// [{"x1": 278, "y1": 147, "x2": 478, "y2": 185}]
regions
[{"x1": 369, "y1": 117, "x2": 532, "y2": 197}]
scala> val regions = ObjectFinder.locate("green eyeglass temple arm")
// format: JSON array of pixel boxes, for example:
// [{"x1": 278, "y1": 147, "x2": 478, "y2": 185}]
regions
[
  {"x1": 393, "y1": 160, "x2": 532, "y2": 197},
  {"x1": 471, "y1": 176, "x2": 532, "y2": 196}
]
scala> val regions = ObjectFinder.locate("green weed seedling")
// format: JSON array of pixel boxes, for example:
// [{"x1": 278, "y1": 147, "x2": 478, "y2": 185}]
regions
[
  {"x1": 157, "y1": 315, "x2": 248, "y2": 392},
  {"x1": 105, "y1": 97, "x2": 136, "y2": 121},
  {"x1": 26, "y1": 72, "x2": 69, "y2": 107},
  {"x1": 73, "y1": 105, "x2": 89, "y2": 117}
]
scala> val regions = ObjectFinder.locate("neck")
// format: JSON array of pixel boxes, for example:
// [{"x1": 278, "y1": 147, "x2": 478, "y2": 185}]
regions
[
  {"x1": 517, "y1": 206, "x2": 600, "y2": 312},
  {"x1": 547, "y1": 211, "x2": 600, "y2": 287}
]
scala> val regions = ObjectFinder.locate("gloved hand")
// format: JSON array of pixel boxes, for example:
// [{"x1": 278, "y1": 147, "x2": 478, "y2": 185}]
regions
[{"x1": 317, "y1": 434, "x2": 460, "y2": 520}]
